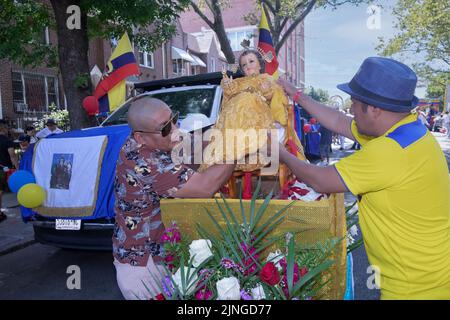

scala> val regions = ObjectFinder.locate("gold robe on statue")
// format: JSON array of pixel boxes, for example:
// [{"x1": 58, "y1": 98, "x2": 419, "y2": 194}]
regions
[{"x1": 200, "y1": 73, "x2": 295, "y2": 172}]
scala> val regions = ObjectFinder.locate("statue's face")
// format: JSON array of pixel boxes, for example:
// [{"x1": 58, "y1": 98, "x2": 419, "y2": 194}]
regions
[{"x1": 240, "y1": 53, "x2": 261, "y2": 76}]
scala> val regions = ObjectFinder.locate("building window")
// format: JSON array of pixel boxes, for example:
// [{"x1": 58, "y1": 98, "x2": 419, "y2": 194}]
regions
[
  {"x1": 191, "y1": 66, "x2": 197, "y2": 75},
  {"x1": 226, "y1": 30, "x2": 254, "y2": 51},
  {"x1": 12, "y1": 72, "x2": 24, "y2": 104},
  {"x1": 11, "y1": 71, "x2": 59, "y2": 112},
  {"x1": 210, "y1": 58, "x2": 216, "y2": 72},
  {"x1": 34, "y1": 26, "x2": 50, "y2": 45},
  {"x1": 139, "y1": 51, "x2": 154, "y2": 68},
  {"x1": 172, "y1": 59, "x2": 183, "y2": 75},
  {"x1": 43, "y1": 27, "x2": 50, "y2": 45},
  {"x1": 47, "y1": 77, "x2": 58, "y2": 106}
]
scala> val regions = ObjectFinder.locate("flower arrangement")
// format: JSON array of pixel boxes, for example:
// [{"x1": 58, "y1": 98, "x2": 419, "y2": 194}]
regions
[
  {"x1": 148, "y1": 183, "x2": 341, "y2": 300},
  {"x1": 346, "y1": 200, "x2": 363, "y2": 253}
]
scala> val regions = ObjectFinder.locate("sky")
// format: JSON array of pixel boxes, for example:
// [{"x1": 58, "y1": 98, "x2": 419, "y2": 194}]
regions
[{"x1": 304, "y1": 0, "x2": 427, "y2": 101}]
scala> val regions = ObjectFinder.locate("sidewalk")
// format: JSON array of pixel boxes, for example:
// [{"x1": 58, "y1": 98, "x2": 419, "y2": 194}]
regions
[
  {"x1": 432, "y1": 131, "x2": 450, "y2": 169},
  {"x1": 0, "y1": 132, "x2": 449, "y2": 258},
  {"x1": 0, "y1": 192, "x2": 35, "y2": 256}
]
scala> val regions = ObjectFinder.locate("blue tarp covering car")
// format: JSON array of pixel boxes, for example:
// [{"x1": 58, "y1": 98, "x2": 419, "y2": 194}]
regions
[{"x1": 20, "y1": 124, "x2": 131, "y2": 222}]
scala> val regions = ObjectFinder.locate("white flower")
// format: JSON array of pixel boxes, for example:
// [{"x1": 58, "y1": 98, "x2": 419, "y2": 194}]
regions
[
  {"x1": 251, "y1": 284, "x2": 266, "y2": 300},
  {"x1": 347, "y1": 203, "x2": 359, "y2": 215},
  {"x1": 216, "y1": 277, "x2": 241, "y2": 300},
  {"x1": 347, "y1": 225, "x2": 359, "y2": 247},
  {"x1": 349, "y1": 225, "x2": 358, "y2": 237},
  {"x1": 173, "y1": 266, "x2": 198, "y2": 295},
  {"x1": 266, "y1": 250, "x2": 284, "y2": 271},
  {"x1": 347, "y1": 234, "x2": 355, "y2": 247},
  {"x1": 189, "y1": 239, "x2": 213, "y2": 267}
]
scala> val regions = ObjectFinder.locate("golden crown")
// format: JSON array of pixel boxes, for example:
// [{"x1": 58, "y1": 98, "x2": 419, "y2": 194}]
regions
[{"x1": 240, "y1": 39, "x2": 274, "y2": 63}]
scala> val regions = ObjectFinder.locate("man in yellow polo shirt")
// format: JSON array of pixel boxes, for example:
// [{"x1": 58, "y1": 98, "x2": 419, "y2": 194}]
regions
[{"x1": 277, "y1": 57, "x2": 450, "y2": 299}]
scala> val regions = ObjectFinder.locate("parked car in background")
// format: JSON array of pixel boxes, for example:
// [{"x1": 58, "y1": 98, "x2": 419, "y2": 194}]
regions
[{"x1": 22, "y1": 71, "x2": 242, "y2": 250}]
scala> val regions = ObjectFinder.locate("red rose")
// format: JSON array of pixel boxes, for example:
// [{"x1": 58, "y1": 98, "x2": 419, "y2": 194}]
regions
[
  {"x1": 154, "y1": 293, "x2": 165, "y2": 300},
  {"x1": 260, "y1": 262, "x2": 281, "y2": 286},
  {"x1": 300, "y1": 267, "x2": 308, "y2": 277},
  {"x1": 164, "y1": 254, "x2": 175, "y2": 271}
]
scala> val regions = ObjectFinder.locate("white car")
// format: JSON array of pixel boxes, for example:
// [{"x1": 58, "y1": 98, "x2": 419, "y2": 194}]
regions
[{"x1": 24, "y1": 71, "x2": 240, "y2": 250}]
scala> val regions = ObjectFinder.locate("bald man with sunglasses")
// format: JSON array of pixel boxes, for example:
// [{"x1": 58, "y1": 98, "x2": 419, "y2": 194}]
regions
[{"x1": 112, "y1": 97, "x2": 235, "y2": 300}]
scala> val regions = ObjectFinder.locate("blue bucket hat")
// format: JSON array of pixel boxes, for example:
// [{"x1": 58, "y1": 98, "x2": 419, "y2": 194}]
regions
[{"x1": 337, "y1": 57, "x2": 419, "y2": 112}]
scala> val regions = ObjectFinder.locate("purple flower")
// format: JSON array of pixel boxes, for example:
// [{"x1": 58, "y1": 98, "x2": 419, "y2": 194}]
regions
[
  {"x1": 195, "y1": 287, "x2": 213, "y2": 300},
  {"x1": 240, "y1": 289, "x2": 253, "y2": 300},
  {"x1": 221, "y1": 258, "x2": 236, "y2": 269},
  {"x1": 240, "y1": 242, "x2": 257, "y2": 256},
  {"x1": 161, "y1": 223, "x2": 182, "y2": 244},
  {"x1": 162, "y1": 275, "x2": 174, "y2": 298}
]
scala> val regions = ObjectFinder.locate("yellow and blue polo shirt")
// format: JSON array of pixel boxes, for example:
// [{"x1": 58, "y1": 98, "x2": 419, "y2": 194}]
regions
[{"x1": 335, "y1": 113, "x2": 450, "y2": 299}]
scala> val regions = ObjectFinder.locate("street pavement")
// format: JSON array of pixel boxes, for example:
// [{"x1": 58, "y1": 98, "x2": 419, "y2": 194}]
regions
[{"x1": 0, "y1": 132, "x2": 449, "y2": 300}]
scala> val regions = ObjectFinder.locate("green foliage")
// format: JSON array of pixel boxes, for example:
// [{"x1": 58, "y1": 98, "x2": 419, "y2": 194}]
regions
[
  {"x1": 377, "y1": 0, "x2": 449, "y2": 66},
  {"x1": 0, "y1": 0, "x2": 57, "y2": 67},
  {"x1": 153, "y1": 181, "x2": 339, "y2": 300},
  {"x1": 416, "y1": 66, "x2": 450, "y2": 100},
  {"x1": 306, "y1": 86, "x2": 330, "y2": 104},
  {"x1": 376, "y1": 0, "x2": 449, "y2": 97},
  {"x1": 0, "y1": 0, "x2": 190, "y2": 67},
  {"x1": 33, "y1": 104, "x2": 70, "y2": 132},
  {"x1": 85, "y1": 0, "x2": 190, "y2": 53},
  {"x1": 346, "y1": 200, "x2": 363, "y2": 254},
  {"x1": 74, "y1": 73, "x2": 90, "y2": 89}
]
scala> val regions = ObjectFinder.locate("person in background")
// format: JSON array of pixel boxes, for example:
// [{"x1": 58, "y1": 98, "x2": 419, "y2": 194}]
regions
[
  {"x1": 113, "y1": 96, "x2": 235, "y2": 300},
  {"x1": 36, "y1": 119, "x2": 63, "y2": 139},
  {"x1": 318, "y1": 124, "x2": 333, "y2": 165},
  {"x1": 14, "y1": 134, "x2": 31, "y2": 159},
  {"x1": 418, "y1": 109, "x2": 430, "y2": 129},
  {"x1": 26, "y1": 126, "x2": 38, "y2": 144},
  {"x1": 443, "y1": 111, "x2": 450, "y2": 139},
  {"x1": 277, "y1": 57, "x2": 450, "y2": 299},
  {"x1": 0, "y1": 124, "x2": 19, "y2": 222},
  {"x1": 432, "y1": 114, "x2": 444, "y2": 133}
]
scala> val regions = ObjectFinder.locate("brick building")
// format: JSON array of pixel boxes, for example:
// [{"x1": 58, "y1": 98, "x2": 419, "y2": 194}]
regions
[
  {"x1": 0, "y1": 0, "x2": 305, "y2": 129},
  {"x1": 179, "y1": 0, "x2": 306, "y2": 86}
]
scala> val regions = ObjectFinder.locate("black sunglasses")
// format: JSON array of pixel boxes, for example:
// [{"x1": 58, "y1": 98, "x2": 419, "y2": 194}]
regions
[{"x1": 134, "y1": 111, "x2": 179, "y2": 137}]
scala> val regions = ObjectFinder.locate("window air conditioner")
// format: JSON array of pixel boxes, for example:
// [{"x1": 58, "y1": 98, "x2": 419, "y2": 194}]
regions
[{"x1": 15, "y1": 102, "x2": 28, "y2": 112}]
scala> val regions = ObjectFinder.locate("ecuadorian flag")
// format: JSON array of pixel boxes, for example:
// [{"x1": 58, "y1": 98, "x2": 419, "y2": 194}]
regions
[
  {"x1": 94, "y1": 33, "x2": 139, "y2": 113},
  {"x1": 258, "y1": 6, "x2": 279, "y2": 79}
]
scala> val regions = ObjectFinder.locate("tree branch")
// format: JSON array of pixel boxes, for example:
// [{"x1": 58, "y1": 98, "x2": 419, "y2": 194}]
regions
[
  {"x1": 260, "y1": 0, "x2": 276, "y2": 14},
  {"x1": 275, "y1": 0, "x2": 316, "y2": 53},
  {"x1": 190, "y1": 1, "x2": 215, "y2": 29},
  {"x1": 205, "y1": 0, "x2": 215, "y2": 13},
  {"x1": 280, "y1": 17, "x2": 288, "y2": 32},
  {"x1": 261, "y1": 3, "x2": 275, "y2": 36}
]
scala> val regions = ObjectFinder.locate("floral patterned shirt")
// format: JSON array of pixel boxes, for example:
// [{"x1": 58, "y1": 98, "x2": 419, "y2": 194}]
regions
[{"x1": 112, "y1": 137, "x2": 194, "y2": 266}]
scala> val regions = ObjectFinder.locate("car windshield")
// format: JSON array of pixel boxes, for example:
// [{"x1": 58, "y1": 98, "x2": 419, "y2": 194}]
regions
[{"x1": 101, "y1": 87, "x2": 216, "y2": 126}]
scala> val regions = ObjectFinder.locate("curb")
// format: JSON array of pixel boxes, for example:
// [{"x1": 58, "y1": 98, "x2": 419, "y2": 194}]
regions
[{"x1": 0, "y1": 239, "x2": 37, "y2": 257}]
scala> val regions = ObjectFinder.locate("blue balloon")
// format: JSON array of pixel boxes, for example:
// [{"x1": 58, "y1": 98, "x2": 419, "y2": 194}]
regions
[{"x1": 8, "y1": 170, "x2": 36, "y2": 193}]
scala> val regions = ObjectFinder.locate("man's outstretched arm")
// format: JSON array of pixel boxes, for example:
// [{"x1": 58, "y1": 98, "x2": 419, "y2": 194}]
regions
[
  {"x1": 174, "y1": 164, "x2": 235, "y2": 198},
  {"x1": 279, "y1": 144, "x2": 348, "y2": 194},
  {"x1": 277, "y1": 78, "x2": 355, "y2": 140}
]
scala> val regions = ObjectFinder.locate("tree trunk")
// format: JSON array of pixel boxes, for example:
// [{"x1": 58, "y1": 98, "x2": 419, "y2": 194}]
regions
[
  {"x1": 213, "y1": 22, "x2": 235, "y2": 64},
  {"x1": 50, "y1": 0, "x2": 94, "y2": 130}
]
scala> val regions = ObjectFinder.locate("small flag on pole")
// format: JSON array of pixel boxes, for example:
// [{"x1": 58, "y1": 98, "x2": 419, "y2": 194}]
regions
[
  {"x1": 83, "y1": 33, "x2": 139, "y2": 115},
  {"x1": 258, "y1": 5, "x2": 279, "y2": 79}
]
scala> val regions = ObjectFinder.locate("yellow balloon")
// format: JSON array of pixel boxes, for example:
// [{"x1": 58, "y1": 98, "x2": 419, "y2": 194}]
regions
[{"x1": 17, "y1": 183, "x2": 46, "y2": 208}]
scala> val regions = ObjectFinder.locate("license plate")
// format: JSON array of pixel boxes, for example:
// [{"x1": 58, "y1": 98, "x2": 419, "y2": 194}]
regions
[{"x1": 55, "y1": 219, "x2": 81, "y2": 230}]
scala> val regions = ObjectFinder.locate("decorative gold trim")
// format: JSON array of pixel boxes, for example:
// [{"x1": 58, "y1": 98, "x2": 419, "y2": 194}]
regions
[{"x1": 33, "y1": 136, "x2": 109, "y2": 217}]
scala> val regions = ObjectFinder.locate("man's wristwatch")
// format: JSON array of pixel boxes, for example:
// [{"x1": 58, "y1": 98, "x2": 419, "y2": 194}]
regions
[{"x1": 294, "y1": 90, "x2": 303, "y2": 103}]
